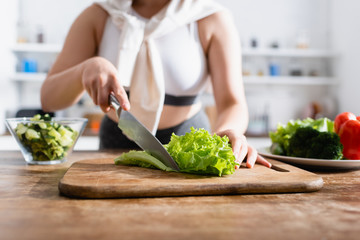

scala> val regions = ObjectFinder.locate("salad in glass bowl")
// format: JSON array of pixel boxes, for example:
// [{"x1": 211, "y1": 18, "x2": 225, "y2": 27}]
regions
[{"x1": 5, "y1": 114, "x2": 87, "y2": 165}]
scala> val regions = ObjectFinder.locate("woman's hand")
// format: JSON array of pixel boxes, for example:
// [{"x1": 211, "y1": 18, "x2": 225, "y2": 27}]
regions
[
  {"x1": 81, "y1": 56, "x2": 130, "y2": 113},
  {"x1": 216, "y1": 129, "x2": 272, "y2": 169}
]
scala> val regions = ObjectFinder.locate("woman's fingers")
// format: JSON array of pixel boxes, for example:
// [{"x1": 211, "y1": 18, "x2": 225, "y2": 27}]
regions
[
  {"x1": 97, "y1": 75, "x2": 110, "y2": 112},
  {"x1": 98, "y1": 81, "x2": 130, "y2": 113},
  {"x1": 112, "y1": 84, "x2": 130, "y2": 111},
  {"x1": 98, "y1": 86, "x2": 111, "y2": 112},
  {"x1": 232, "y1": 135, "x2": 247, "y2": 169},
  {"x1": 90, "y1": 80, "x2": 98, "y2": 106},
  {"x1": 217, "y1": 129, "x2": 272, "y2": 169},
  {"x1": 216, "y1": 129, "x2": 248, "y2": 166},
  {"x1": 81, "y1": 57, "x2": 130, "y2": 113},
  {"x1": 236, "y1": 135, "x2": 248, "y2": 165},
  {"x1": 245, "y1": 145, "x2": 257, "y2": 168},
  {"x1": 246, "y1": 145, "x2": 272, "y2": 168},
  {"x1": 255, "y1": 154, "x2": 272, "y2": 168}
]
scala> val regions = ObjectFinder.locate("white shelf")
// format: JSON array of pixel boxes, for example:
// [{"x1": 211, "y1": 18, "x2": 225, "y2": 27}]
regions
[
  {"x1": 11, "y1": 72, "x2": 47, "y2": 82},
  {"x1": 242, "y1": 48, "x2": 336, "y2": 58},
  {"x1": 12, "y1": 43, "x2": 62, "y2": 53},
  {"x1": 243, "y1": 76, "x2": 338, "y2": 85}
]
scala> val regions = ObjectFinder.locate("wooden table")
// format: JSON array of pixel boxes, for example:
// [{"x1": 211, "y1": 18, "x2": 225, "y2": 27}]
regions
[{"x1": 1, "y1": 150, "x2": 359, "y2": 240}]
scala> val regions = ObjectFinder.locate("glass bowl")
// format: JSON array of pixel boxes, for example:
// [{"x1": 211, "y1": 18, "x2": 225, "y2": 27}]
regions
[{"x1": 5, "y1": 117, "x2": 88, "y2": 165}]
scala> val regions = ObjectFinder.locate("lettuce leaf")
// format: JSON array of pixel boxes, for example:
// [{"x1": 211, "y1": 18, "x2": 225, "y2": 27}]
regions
[
  {"x1": 114, "y1": 127, "x2": 237, "y2": 176},
  {"x1": 115, "y1": 151, "x2": 174, "y2": 172},
  {"x1": 164, "y1": 127, "x2": 237, "y2": 176}
]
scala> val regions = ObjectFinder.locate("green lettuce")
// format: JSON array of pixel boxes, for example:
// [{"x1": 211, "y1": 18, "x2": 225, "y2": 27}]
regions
[
  {"x1": 269, "y1": 117, "x2": 335, "y2": 156},
  {"x1": 114, "y1": 127, "x2": 237, "y2": 176},
  {"x1": 115, "y1": 151, "x2": 174, "y2": 172}
]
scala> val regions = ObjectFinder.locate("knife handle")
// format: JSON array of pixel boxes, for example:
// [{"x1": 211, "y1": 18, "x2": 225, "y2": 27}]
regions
[{"x1": 109, "y1": 94, "x2": 121, "y2": 111}]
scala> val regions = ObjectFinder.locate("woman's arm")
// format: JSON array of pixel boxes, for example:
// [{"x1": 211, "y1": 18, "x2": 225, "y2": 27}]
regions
[
  {"x1": 40, "y1": 4, "x2": 129, "y2": 113},
  {"x1": 199, "y1": 11, "x2": 248, "y2": 134},
  {"x1": 198, "y1": 11, "x2": 271, "y2": 168}
]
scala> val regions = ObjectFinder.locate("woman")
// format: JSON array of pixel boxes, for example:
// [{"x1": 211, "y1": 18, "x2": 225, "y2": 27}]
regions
[{"x1": 40, "y1": 0, "x2": 271, "y2": 169}]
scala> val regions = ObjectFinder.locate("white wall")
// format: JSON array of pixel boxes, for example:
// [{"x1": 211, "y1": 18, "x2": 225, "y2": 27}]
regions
[
  {"x1": 0, "y1": 1, "x2": 18, "y2": 133},
  {"x1": 18, "y1": 0, "x2": 96, "y2": 44},
  {"x1": 18, "y1": 0, "x2": 331, "y2": 48},
  {"x1": 330, "y1": 0, "x2": 360, "y2": 114},
  {"x1": 220, "y1": 0, "x2": 330, "y2": 49}
]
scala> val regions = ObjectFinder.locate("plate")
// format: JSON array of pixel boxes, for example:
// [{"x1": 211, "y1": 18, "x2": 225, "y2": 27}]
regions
[{"x1": 258, "y1": 147, "x2": 360, "y2": 170}]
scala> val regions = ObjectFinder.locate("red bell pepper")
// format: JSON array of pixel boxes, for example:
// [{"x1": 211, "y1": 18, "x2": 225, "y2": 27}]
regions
[{"x1": 334, "y1": 112, "x2": 360, "y2": 159}]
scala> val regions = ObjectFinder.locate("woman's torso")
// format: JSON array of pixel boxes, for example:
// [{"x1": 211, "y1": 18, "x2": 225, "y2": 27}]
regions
[{"x1": 96, "y1": 6, "x2": 210, "y2": 129}]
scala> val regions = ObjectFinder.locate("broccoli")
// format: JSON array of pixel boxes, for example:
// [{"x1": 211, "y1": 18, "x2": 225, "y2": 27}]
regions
[
  {"x1": 270, "y1": 142, "x2": 285, "y2": 156},
  {"x1": 287, "y1": 126, "x2": 343, "y2": 159}
]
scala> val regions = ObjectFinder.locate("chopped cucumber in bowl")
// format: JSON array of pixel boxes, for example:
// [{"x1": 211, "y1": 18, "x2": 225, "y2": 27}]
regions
[{"x1": 5, "y1": 114, "x2": 88, "y2": 165}]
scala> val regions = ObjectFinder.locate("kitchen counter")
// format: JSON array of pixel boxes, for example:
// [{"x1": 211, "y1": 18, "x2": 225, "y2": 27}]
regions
[{"x1": 1, "y1": 150, "x2": 359, "y2": 240}]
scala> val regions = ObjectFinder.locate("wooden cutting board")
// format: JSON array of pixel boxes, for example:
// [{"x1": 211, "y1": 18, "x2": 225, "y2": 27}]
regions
[{"x1": 58, "y1": 158, "x2": 323, "y2": 198}]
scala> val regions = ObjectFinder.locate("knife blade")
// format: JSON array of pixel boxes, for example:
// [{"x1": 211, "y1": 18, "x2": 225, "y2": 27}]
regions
[{"x1": 109, "y1": 94, "x2": 180, "y2": 171}]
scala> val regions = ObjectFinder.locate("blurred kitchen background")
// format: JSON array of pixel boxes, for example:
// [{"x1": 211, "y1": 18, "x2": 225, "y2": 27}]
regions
[{"x1": 0, "y1": 0, "x2": 359, "y2": 138}]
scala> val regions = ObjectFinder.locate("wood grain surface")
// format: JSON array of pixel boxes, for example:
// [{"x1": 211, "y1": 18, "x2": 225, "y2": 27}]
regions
[
  {"x1": 1, "y1": 150, "x2": 360, "y2": 240},
  {"x1": 59, "y1": 158, "x2": 323, "y2": 198}
]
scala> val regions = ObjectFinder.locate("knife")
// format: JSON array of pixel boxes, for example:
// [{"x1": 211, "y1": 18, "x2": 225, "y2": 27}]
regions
[{"x1": 109, "y1": 94, "x2": 180, "y2": 171}]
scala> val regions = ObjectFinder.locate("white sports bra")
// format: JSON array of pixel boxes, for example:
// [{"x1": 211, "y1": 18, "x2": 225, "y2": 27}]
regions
[{"x1": 98, "y1": 9, "x2": 209, "y2": 105}]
